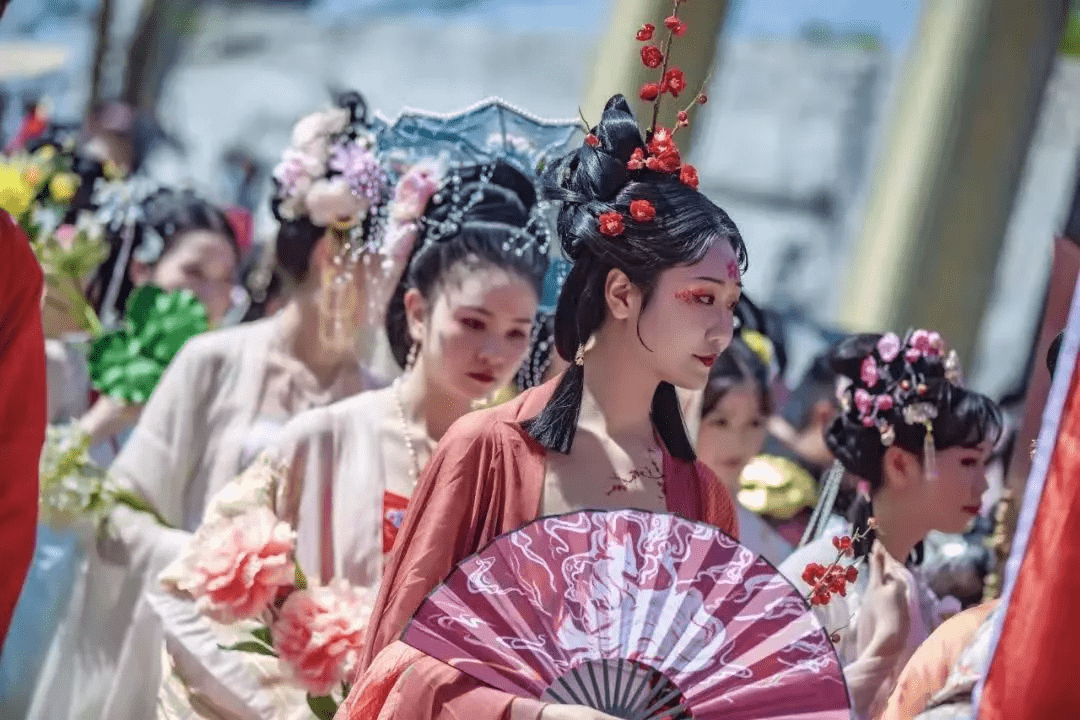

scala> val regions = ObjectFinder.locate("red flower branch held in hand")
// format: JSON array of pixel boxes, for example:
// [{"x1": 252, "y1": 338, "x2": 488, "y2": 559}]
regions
[{"x1": 802, "y1": 519, "x2": 879, "y2": 641}]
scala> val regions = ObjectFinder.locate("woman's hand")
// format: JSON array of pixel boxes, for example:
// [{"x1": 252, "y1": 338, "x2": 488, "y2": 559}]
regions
[
  {"x1": 857, "y1": 540, "x2": 912, "y2": 659},
  {"x1": 846, "y1": 541, "x2": 913, "y2": 717},
  {"x1": 79, "y1": 394, "x2": 142, "y2": 445},
  {"x1": 539, "y1": 704, "x2": 622, "y2": 720}
]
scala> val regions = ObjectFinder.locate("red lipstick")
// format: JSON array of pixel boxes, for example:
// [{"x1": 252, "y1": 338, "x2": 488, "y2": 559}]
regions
[{"x1": 695, "y1": 355, "x2": 717, "y2": 367}]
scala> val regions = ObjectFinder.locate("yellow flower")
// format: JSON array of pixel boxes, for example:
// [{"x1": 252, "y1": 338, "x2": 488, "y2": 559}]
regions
[
  {"x1": 103, "y1": 160, "x2": 123, "y2": 180},
  {"x1": 33, "y1": 145, "x2": 57, "y2": 164},
  {"x1": 0, "y1": 165, "x2": 35, "y2": 219},
  {"x1": 49, "y1": 172, "x2": 79, "y2": 202},
  {"x1": 741, "y1": 329, "x2": 775, "y2": 367},
  {"x1": 23, "y1": 164, "x2": 45, "y2": 188}
]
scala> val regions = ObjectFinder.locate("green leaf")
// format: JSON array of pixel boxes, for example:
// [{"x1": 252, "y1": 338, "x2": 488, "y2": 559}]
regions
[
  {"x1": 86, "y1": 284, "x2": 208, "y2": 403},
  {"x1": 251, "y1": 626, "x2": 273, "y2": 647},
  {"x1": 218, "y1": 640, "x2": 278, "y2": 657},
  {"x1": 294, "y1": 563, "x2": 308, "y2": 591},
  {"x1": 306, "y1": 693, "x2": 338, "y2": 720}
]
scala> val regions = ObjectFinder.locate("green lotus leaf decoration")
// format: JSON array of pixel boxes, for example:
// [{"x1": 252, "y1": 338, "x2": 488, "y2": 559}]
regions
[{"x1": 88, "y1": 285, "x2": 208, "y2": 404}]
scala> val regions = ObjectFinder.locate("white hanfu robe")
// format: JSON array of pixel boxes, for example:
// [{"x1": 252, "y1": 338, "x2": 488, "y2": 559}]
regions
[
  {"x1": 152, "y1": 389, "x2": 405, "y2": 719},
  {"x1": 26, "y1": 315, "x2": 379, "y2": 720}
]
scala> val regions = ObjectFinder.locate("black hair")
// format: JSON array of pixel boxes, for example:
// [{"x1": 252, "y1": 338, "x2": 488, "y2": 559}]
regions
[
  {"x1": 85, "y1": 188, "x2": 239, "y2": 322},
  {"x1": 270, "y1": 91, "x2": 377, "y2": 286},
  {"x1": 1047, "y1": 331, "x2": 1065, "y2": 379},
  {"x1": 780, "y1": 350, "x2": 839, "y2": 431},
  {"x1": 522, "y1": 95, "x2": 747, "y2": 460},
  {"x1": 826, "y1": 333, "x2": 1004, "y2": 558},
  {"x1": 700, "y1": 334, "x2": 773, "y2": 419},
  {"x1": 514, "y1": 308, "x2": 556, "y2": 393},
  {"x1": 735, "y1": 293, "x2": 787, "y2": 378},
  {"x1": 384, "y1": 159, "x2": 550, "y2": 368}
]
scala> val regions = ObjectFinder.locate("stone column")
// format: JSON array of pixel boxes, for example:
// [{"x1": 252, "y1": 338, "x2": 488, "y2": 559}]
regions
[
  {"x1": 838, "y1": 0, "x2": 1068, "y2": 365},
  {"x1": 582, "y1": 0, "x2": 729, "y2": 143}
]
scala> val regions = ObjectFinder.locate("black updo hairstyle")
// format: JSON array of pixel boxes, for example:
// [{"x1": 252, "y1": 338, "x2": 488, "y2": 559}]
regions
[
  {"x1": 826, "y1": 333, "x2": 1003, "y2": 559},
  {"x1": 522, "y1": 95, "x2": 747, "y2": 459},
  {"x1": 700, "y1": 333, "x2": 772, "y2": 420},
  {"x1": 384, "y1": 159, "x2": 550, "y2": 368},
  {"x1": 270, "y1": 91, "x2": 380, "y2": 287},
  {"x1": 85, "y1": 187, "x2": 239, "y2": 322}
]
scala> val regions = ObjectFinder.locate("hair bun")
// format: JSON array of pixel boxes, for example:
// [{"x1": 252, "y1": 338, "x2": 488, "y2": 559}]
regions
[{"x1": 423, "y1": 160, "x2": 536, "y2": 233}]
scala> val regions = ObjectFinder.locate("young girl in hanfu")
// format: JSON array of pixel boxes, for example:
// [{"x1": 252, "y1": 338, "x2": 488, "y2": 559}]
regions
[
  {"x1": 150, "y1": 158, "x2": 553, "y2": 720},
  {"x1": 779, "y1": 330, "x2": 1002, "y2": 719},
  {"x1": 695, "y1": 330, "x2": 793, "y2": 565},
  {"x1": 340, "y1": 51, "x2": 748, "y2": 720},
  {"x1": 25, "y1": 93, "x2": 400, "y2": 720}
]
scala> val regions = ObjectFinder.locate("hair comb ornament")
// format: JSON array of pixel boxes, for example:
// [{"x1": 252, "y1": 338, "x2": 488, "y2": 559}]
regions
[
  {"x1": 373, "y1": 98, "x2": 583, "y2": 262},
  {"x1": 586, "y1": 0, "x2": 708, "y2": 240}
]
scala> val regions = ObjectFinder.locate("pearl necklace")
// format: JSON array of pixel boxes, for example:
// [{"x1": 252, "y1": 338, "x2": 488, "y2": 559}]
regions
[{"x1": 393, "y1": 377, "x2": 422, "y2": 488}]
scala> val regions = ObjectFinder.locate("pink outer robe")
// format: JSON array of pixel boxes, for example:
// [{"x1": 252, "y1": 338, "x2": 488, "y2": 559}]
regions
[{"x1": 338, "y1": 377, "x2": 739, "y2": 720}]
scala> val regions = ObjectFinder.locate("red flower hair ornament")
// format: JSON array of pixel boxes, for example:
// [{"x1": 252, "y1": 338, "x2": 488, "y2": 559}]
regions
[{"x1": 587, "y1": 0, "x2": 710, "y2": 240}]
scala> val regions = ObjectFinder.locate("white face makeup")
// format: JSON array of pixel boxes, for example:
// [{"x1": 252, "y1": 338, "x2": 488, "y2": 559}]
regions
[
  {"x1": 921, "y1": 441, "x2": 994, "y2": 534},
  {"x1": 414, "y1": 262, "x2": 539, "y2": 402},
  {"x1": 634, "y1": 239, "x2": 742, "y2": 390}
]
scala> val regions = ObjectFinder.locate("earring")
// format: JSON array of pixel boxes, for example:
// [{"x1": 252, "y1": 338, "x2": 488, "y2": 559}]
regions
[
  {"x1": 923, "y1": 421, "x2": 938, "y2": 481},
  {"x1": 574, "y1": 344, "x2": 585, "y2": 366},
  {"x1": 405, "y1": 341, "x2": 419, "y2": 372}
]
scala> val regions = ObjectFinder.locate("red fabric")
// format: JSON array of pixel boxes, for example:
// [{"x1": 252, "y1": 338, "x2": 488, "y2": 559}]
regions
[
  {"x1": 979, "y1": 347, "x2": 1080, "y2": 717},
  {"x1": 337, "y1": 378, "x2": 738, "y2": 720},
  {"x1": 0, "y1": 209, "x2": 46, "y2": 651},
  {"x1": 223, "y1": 206, "x2": 254, "y2": 254}
]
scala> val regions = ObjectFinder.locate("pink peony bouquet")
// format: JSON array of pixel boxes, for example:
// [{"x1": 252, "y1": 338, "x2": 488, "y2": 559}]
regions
[
  {"x1": 169, "y1": 500, "x2": 373, "y2": 719},
  {"x1": 175, "y1": 506, "x2": 296, "y2": 623},
  {"x1": 272, "y1": 581, "x2": 375, "y2": 696}
]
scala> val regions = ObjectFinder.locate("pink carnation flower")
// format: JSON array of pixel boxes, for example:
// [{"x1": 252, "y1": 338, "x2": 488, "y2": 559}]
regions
[
  {"x1": 876, "y1": 333, "x2": 901, "y2": 362},
  {"x1": 176, "y1": 507, "x2": 295, "y2": 623},
  {"x1": 390, "y1": 162, "x2": 442, "y2": 223},
  {"x1": 273, "y1": 149, "x2": 321, "y2": 199},
  {"x1": 860, "y1": 355, "x2": 879, "y2": 387},
  {"x1": 910, "y1": 329, "x2": 932, "y2": 353},
  {"x1": 854, "y1": 388, "x2": 873, "y2": 416},
  {"x1": 272, "y1": 581, "x2": 374, "y2": 697},
  {"x1": 927, "y1": 331, "x2": 944, "y2": 357}
]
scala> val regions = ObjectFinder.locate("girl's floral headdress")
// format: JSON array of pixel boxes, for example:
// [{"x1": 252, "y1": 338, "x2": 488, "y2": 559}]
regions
[
  {"x1": 271, "y1": 102, "x2": 389, "y2": 239},
  {"x1": 836, "y1": 329, "x2": 964, "y2": 479},
  {"x1": 592, "y1": 0, "x2": 708, "y2": 240}
]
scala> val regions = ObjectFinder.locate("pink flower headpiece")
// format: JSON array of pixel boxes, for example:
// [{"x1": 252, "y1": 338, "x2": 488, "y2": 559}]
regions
[
  {"x1": 272, "y1": 107, "x2": 389, "y2": 230},
  {"x1": 838, "y1": 329, "x2": 964, "y2": 471},
  {"x1": 381, "y1": 160, "x2": 444, "y2": 265}
]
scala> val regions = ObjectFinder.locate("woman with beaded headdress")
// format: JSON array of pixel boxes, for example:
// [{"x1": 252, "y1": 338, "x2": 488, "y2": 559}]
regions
[
  {"x1": 23, "y1": 92, "x2": 402, "y2": 720},
  {"x1": 778, "y1": 330, "x2": 1003, "y2": 719},
  {"x1": 147, "y1": 99, "x2": 569, "y2": 720},
  {"x1": 339, "y1": 8, "x2": 744, "y2": 720}
]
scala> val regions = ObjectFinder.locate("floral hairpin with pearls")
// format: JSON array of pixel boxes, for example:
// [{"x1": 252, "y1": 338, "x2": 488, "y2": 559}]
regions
[{"x1": 593, "y1": 0, "x2": 708, "y2": 239}]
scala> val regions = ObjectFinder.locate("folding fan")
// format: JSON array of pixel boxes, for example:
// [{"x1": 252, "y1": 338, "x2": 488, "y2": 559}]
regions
[{"x1": 401, "y1": 509, "x2": 851, "y2": 720}]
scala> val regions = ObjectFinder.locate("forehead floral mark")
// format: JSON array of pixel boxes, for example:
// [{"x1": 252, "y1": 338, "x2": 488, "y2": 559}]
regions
[
  {"x1": 587, "y1": 0, "x2": 708, "y2": 240},
  {"x1": 726, "y1": 259, "x2": 740, "y2": 282}
]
